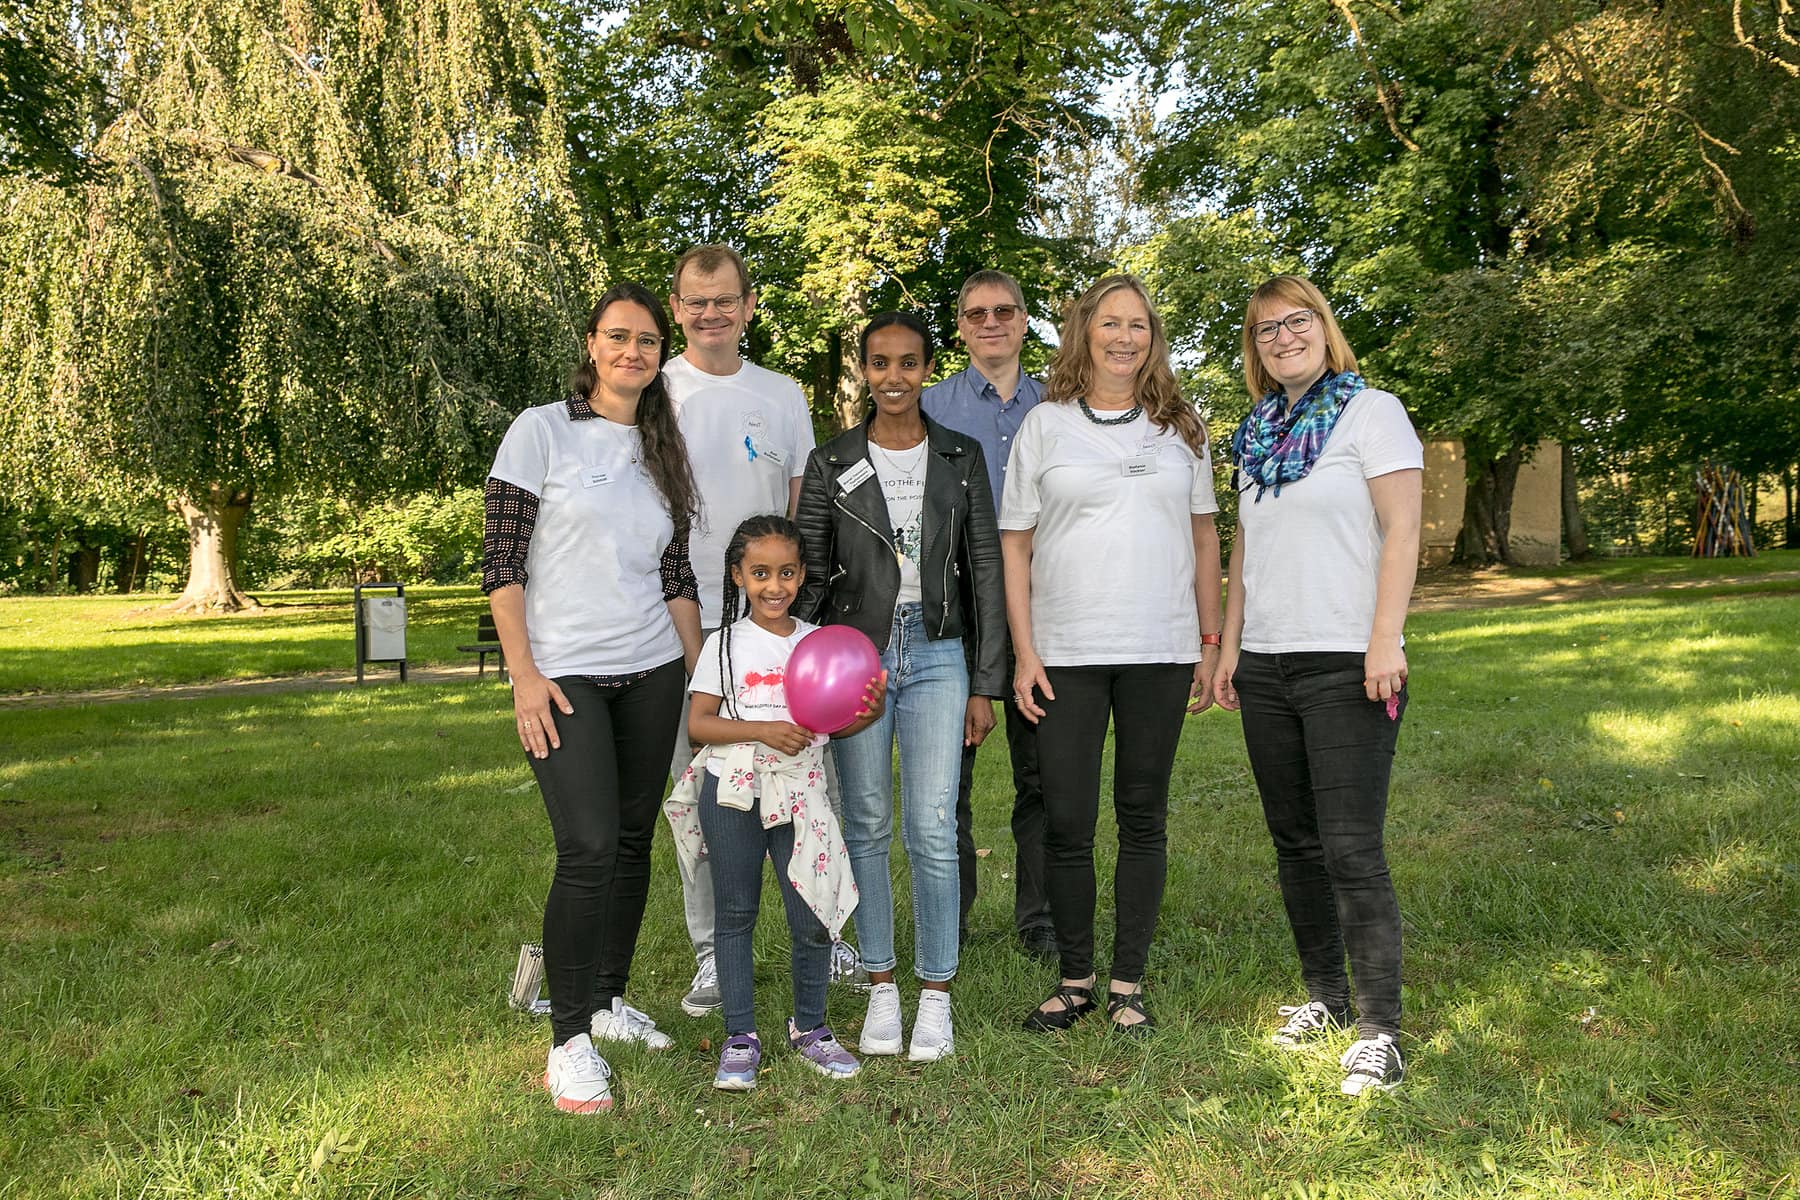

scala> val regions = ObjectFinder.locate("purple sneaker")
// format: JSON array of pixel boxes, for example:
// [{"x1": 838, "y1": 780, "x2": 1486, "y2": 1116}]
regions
[
  {"x1": 713, "y1": 1032, "x2": 761, "y2": 1091},
  {"x1": 787, "y1": 1020, "x2": 861, "y2": 1079}
]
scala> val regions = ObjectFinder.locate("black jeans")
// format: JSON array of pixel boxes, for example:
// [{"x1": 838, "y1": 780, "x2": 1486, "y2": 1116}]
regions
[
  {"x1": 530, "y1": 662, "x2": 685, "y2": 1046},
  {"x1": 956, "y1": 680, "x2": 1051, "y2": 941},
  {"x1": 1035, "y1": 661, "x2": 1192, "y2": 983},
  {"x1": 1233, "y1": 651, "x2": 1405, "y2": 1037},
  {"x1": 695, "y1": 772, "x2": 831, "y2": 1037}
]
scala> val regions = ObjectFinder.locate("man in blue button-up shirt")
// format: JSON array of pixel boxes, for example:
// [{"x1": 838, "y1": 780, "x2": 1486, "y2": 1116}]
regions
[{"x1": 922, "y1": 269, "x2": 1055, "y2": 960}]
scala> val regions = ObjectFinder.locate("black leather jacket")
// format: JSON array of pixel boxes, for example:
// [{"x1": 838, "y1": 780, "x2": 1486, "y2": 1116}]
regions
[{"x1": 795, "y1": 413, "x2": 1007, "y2": 698}]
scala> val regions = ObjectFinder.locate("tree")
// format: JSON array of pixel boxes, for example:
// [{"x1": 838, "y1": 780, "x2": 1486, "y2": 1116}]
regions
[
  {"x1": 0, "y1": 0, "x2": 584, "y2": 609},
  {"x1": 548, "y1": 0, "x2": 1115, "y2": 426}
]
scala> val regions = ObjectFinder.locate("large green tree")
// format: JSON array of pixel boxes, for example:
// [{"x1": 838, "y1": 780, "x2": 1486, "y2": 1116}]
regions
[
  {"x1": 548, "y1": 0, "x2": 1114, "y2": 426},
  {"x1": 1140, "y1": 0, "x2": 1800, "y2": 562},
  {"x1": 0, "y1": 0, "x2": 583, "y2": 609}
]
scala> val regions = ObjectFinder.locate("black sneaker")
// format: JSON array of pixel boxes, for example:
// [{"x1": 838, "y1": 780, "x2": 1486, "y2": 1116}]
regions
[
  {"x1": 1270, "y1": 1000, "x2": 1351, "y2": 1047},
  {"x1": 1018, "y1": 926, "x2": 1058, "y2": 962},
  {"x1": 1339, "y1": 1033, "x2": 1404, "y2": 1095}
]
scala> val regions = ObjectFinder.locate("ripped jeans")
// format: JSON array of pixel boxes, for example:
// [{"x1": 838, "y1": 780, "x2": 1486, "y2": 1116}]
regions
[{"x1": 831, "y1": 603, "x2": 966, "y2": 981}]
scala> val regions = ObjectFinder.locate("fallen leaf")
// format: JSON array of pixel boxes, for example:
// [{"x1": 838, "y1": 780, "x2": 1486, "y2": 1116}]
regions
[{"x1": 974, "y1": 848, "x2": 992, "y2": 858}]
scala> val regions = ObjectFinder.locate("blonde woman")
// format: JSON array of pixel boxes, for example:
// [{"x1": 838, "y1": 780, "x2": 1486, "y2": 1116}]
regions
[
  {"x1": 1001, "y1": 275, "x2": 1222, "y2": 1036},
  {"x1": 1212, "y1": 274, "x2": 1422, "y2": 1095}
]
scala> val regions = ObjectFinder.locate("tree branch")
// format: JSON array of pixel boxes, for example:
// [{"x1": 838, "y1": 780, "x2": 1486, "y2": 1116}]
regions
[
  {"x1": 1327, "y1": 0, "x2": 1419, "y2": 152},
  {"x1": 1732, "y1": 0, "x2": 1800, "y2": 74}
]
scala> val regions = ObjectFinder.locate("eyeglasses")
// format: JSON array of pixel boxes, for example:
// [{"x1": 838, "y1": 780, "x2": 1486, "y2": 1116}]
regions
[
  {"x1": 960, "y1": 303, "x2": 1022, "y2": 324},
  {"x1": 1251, "y1": 310, "x2": 1316, "y2": 343},
  {"x1": 596, "y1": 328, "x2": 664, "y2": 352},
  {"x1": 675, "y1": 293, "x2": 744, "y2": 316}
]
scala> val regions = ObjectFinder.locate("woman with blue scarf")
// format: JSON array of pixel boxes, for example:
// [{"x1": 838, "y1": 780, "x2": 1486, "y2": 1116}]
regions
[{"x1": 1212, "y1": 275, "x2": 1422, "y2": 1097}]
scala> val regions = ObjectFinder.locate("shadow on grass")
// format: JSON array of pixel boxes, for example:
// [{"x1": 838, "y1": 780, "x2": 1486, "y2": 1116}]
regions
[{"x1": 3, "y1": 590, "x2": 1798, "y2": 1197}]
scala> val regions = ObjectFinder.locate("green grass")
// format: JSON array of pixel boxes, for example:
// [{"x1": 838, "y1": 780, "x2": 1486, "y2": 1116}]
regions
[
  {"x1": 1447, "y1": 546, "x2": 1800, "y2": 585},
  {"x1": 2, "y1": 586, "x2": 1797, "y2": 1197},
  {"x1": 0, "y1": 587, "x2": 490, "y2": 695}
]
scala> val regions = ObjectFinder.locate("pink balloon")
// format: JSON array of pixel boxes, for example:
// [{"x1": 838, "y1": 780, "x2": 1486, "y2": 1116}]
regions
[{"x1": 786, "y1": 625, "x2": 882, "y2": 735}]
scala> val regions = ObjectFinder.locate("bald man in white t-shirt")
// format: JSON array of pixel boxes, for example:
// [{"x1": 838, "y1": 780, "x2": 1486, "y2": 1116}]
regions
[{"x1": 662, "y1": 245, "x2": 824, "y2": 1017}]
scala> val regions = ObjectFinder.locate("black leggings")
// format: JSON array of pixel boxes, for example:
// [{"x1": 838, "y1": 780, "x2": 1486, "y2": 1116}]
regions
[
  {"x1": 1035, "y1": 661, "x2": 1193, "y2": 983},
  {"x1": 529, "y1": 662, "x2": 685, "y2": 1046}
]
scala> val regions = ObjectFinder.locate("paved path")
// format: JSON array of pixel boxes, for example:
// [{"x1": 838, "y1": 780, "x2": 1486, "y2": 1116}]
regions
[{"x1": 5, "y1": 569, "x2": 1795, "y2": 710}]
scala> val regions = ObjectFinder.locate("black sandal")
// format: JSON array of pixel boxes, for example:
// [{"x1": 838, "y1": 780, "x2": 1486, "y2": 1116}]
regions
[
  {"x1": 1021, "y1": 982, "x2": 1096, "y2": 1032},
  {"x1": 1106, "y1": 989, "x2": 1156, "y2": 1037}
]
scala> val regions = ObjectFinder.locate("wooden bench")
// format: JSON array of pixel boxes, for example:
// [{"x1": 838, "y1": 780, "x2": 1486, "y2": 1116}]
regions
[{"x1": 458, "y1": 613, "x2": 508, "y2": 680}]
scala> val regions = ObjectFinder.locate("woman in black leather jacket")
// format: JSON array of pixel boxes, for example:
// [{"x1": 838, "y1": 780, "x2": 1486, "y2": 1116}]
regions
[{"x1": 795, "y1": 311, "x2": 1006, "y2": 1064}]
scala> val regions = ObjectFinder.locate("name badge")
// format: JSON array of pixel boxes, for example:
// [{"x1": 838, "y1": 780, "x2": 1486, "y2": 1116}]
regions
[
  {"x1": 580, "y1": 466, "x2": 614, "y2": 488},
  {"x1": 1121, "y1": 453, "x2": 1159, "y2": 478},
  {"x1": 838, "y1": 459, "x2": 876, "y2": 493},
  {"x1": 762, "y1": 446, "x2": 787, "y2": 468}
]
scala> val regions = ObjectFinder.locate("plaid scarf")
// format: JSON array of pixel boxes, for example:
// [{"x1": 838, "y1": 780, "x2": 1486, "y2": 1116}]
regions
[{"x1": 1230, "y1": 370, "x2": 1367, "y2": 501}]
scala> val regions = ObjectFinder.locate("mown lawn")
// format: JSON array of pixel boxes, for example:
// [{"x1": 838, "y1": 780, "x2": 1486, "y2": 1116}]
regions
[
  {"x1": 1, "y1": 584, "x2": 1796, "y2": 1197},
  {"x1": 0, "y1": 587, "x2": 490, "y2": 695}
]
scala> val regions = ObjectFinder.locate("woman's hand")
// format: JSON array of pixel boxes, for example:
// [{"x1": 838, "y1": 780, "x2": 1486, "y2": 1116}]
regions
[
  {"x1": 1012, "y1": 648, "x2": 1053, "y2": 725},
  {"x1": 512, "y1": 668, "x2": 574, "y2": 759},
  {"x1": 758, "y1": 721, "x2": 815, "y2": 756},
  {"x1": 1211, "y1": 647, "x2": 1241, "y2": 712},
  {"x1": 964, "y1": 696, "x2": 996, "y2": 748},
  {"x1": 1187, "y1": 646, "x2": 1220, "y2": 715},
  {"x1": 1363, "y1": 635, "x2": 1407, "y2": 702}
]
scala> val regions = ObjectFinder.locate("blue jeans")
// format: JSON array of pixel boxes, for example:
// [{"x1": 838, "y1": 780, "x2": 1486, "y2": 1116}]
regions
[
  {"x1": 1233, "y1": 651, "x2": 1406, "y2": 1037},
  {"x1": 694, "y1": 773, "x2": 831, "y2": 1037},
  {"x1": 831, "y1": 603, "x2": 966, "y2": 981}
]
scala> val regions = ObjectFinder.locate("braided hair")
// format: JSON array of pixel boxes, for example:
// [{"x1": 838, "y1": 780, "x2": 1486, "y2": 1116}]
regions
[{"x1": 716, "y1": 514, "x2": 808, "y2": 719}]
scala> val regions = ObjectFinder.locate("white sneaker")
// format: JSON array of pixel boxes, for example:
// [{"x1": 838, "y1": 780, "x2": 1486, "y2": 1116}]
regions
[
  {"x1": 544, "y1": 1033, "x2": 613, "y2": 1113},
  {"x1": 682, "y1": 954, "x2": 721, "y2": 1016},
  {"x1": 908, "y1": 989, "x2": 954, "y2": 1062},
  {"x1": 1339, "y1": 1033, "x2": 1404, "y2": 1095},
  {"x1": 859, "y1": 982, "x2": 904, "y2": 1055},
  {"x1": 590, "y1": 997, "x2": 673, "y2": 1051}
]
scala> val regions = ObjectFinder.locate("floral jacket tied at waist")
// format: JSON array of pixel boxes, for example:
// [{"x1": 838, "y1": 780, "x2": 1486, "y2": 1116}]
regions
[{"x1": 662, "y1": 741, "x2": 859, "y2": 940}]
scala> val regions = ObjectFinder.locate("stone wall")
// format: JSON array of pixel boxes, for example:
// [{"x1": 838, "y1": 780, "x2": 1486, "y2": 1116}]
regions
[{"x1": 1418, "y1": 439, "x2": 1564, "y2": 566}]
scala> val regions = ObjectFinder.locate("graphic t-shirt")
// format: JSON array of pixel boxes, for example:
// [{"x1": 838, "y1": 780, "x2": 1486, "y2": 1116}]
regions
[
  {"x1": 689, "y1": 617, "x2": 828, "y2": 777},
  {"x1": 666, "y1": 356, "x2": 816, "y2": 627},
  {"x1": 867, "y1": 438, "x2": 928, "y2": 605}
]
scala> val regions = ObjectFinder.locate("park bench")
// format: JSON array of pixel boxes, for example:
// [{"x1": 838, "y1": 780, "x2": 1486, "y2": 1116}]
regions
[{"x1": 459, "y1": 613, "x2": 508, "y2": 680}]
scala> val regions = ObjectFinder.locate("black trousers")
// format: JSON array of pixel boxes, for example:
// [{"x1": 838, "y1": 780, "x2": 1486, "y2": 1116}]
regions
[
  {"x1": 956, "y1": 686, "x2": 1052, "y2": 940},
  {"x1": 529, "y1": 662, "x2": 685, "y2": 1046},
  {"x1": 1035, "y1": 661, "x2": 1192, "y2": 983},
  {"x1": 1233, "y1": 650, "x2": 1405, "y2": 1037}
]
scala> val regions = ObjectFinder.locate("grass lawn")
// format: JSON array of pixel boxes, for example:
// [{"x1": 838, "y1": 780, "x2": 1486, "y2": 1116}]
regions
[
  {"x1": 0, "y1": 587, "x2": 490, "y2": 695},
  {"x1": 2, "y1": 585, "x2": 1797, "y2": 1197}
]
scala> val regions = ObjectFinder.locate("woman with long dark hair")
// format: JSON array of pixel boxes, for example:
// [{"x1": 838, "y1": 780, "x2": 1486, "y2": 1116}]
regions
[
  {"x1": 482, "y1": 280, "x2": 703, "y2": 1113},
  {"x1": 1212, "y1": 274, "x2": 1422, "y2": 1095}
]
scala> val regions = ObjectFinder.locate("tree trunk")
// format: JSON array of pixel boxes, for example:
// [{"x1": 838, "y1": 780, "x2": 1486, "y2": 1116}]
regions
[
  {"x1": 113, "y1": 531, "x2": 148, "y2": 592},
  {"x1": 1785, "y1": 466, "x2": 1796, "y2": 549},
  {"x1": 69, "y1": 546, "x2": 100, "y2": 592},
  {"x1": 168, "y1": 487, "x2": 259, "y2": 612},
  {"x1": 1561, "y1": 448, "x2": 1591, "y2": 560},
  {"x1": 820, "y1": 328, "x2": 865, "y2": 432},
  {"x1": 1452, "y1": 450, "x2": 1523, "y2": 565}
]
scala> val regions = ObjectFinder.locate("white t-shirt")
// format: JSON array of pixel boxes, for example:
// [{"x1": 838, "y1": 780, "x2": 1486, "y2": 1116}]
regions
[
  {"x1": 1000, "y1": 402, "x2": 1220, "y2": 666},
  {"x1": 1236, "y1": 388, "x2": 1424, "y2": 653},
  {"x1": 666, "y1": 356, "x2": 816, "y2": 626},
  {"x1": 867, "y1": 437, "x2": 928, "y2": 605},
  {"x1": 488, "y1": 402, "x2": 683, "y2": 677},
  {"x1": 689, "y1": 617, "x2": 828, "y2": 776}
]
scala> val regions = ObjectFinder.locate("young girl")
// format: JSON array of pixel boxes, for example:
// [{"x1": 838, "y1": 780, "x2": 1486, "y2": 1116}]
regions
[{"x1": 669, "y1": 515, "x2": 886, "y2": 1090}]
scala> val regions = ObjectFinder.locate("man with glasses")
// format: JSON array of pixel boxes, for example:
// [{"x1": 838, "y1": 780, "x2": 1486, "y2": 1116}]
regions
[
  {"x1": 921, "y1": 269, "x2": 1055, "y2": 960},
  {"x1": 663, "y1": 244, "x2": 829, "y2": 1016}
]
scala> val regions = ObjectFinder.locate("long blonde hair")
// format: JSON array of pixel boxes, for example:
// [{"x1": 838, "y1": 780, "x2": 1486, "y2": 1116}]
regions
[
  {"x1": 1240, "y1": 275, "x2": 1359, "y2": 401},
  {"x1": 1044, "y1": 274, "x2": 1204, "y2": 454}
]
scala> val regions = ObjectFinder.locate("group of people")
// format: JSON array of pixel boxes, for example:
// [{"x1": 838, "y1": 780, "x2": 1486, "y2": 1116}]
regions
[{"x1": 481, "y1": 248, "x2": 1424, "y2": 1115}]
